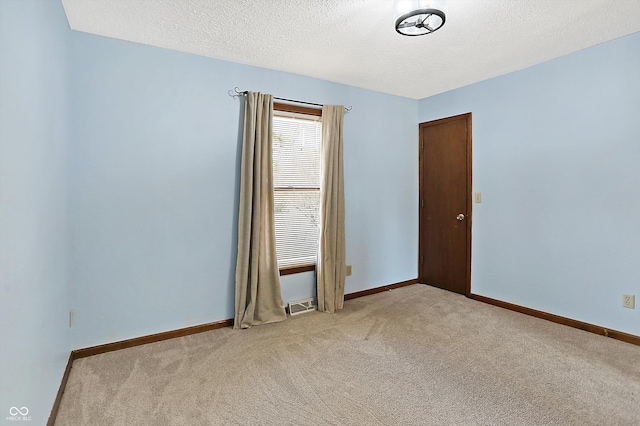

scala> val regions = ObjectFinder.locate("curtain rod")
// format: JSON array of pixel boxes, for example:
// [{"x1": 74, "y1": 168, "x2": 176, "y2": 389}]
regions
[{"x1": 228, "y1": 87, "x2": 352, "y2": 113}]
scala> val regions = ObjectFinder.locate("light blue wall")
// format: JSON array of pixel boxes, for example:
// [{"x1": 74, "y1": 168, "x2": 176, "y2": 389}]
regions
[
  {"x1": 419, "y1": 32, "x2": 640, "y2": 336},
  {"x1": 0, "y1": 2, "x2": 417, "y2": 415},
  {"x1": 9, "y1": 1, "x2": 637, "y2": 420},
  {"x1": 0, "y1": 0, "x2": 72, "y2": 424},
  {"x1": 69, "y1": 32, "x2": 418, "y2": 348}
]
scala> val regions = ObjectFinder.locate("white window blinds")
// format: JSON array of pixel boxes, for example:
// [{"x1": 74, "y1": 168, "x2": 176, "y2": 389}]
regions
[{"x1": 272, "y1": 112, "x2": 321, "y2": 267}]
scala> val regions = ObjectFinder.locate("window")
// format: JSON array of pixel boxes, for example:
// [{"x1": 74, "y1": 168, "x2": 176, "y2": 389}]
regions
[{"x1": 272, "y1": 103, "x2": 322, "y2": 272}]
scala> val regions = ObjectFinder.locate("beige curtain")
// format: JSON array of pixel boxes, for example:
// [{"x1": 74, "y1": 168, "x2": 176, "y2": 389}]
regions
[
  {"x1": 317, "y1": 105, "x2": 346, "y2": 313},
  {"x1": 234, "y1": 92, "x2": 287, "y2": 329}
]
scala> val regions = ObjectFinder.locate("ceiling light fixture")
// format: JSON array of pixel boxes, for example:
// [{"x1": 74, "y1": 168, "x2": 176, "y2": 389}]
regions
[{"x1": 394, "y1": 0, "x2": 447, "y2": 36}]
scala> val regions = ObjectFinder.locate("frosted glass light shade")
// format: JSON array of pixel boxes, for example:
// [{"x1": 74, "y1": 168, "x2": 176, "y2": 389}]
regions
[{"x1": 394, "y1": 0, "x2": 447, "y2": 36}]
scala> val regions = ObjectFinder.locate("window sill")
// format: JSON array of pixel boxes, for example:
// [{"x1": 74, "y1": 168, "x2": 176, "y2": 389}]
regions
[{"x1": 279, "y1": 264, "x2": 316, "y2": 276}]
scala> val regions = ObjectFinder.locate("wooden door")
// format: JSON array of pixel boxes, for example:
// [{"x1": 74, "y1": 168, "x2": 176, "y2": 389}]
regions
[{"x1": 419, "y1": 113, "x2": 472, "y2": 295}]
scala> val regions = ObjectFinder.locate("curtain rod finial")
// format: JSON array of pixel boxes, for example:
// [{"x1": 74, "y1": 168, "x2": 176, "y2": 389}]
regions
[{"x1": 229, "y1": 87, "x2": 245, "y2": 99}]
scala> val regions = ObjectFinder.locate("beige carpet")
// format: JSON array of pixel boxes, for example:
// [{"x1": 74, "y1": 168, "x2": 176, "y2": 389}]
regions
[{"x1": 55, "y1": 284, "x2": 640, "y2": 425}]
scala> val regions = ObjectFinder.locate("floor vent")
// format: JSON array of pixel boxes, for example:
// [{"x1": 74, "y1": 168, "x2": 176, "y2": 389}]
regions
[{"x1": 288, "y1": 298, "x2": 317, "y2": 316}]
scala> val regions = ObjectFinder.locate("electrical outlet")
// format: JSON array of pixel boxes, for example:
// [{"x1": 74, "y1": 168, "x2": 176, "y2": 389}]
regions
[
  {"x1": 345, "y1": 265, "x2": 352, "y2": 276},
  {"x1": 622, "y1": 294, "x2": 635, "y2": 309}
]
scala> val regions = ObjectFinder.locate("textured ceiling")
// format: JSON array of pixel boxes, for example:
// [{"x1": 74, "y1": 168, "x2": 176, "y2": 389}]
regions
[{"x1": 61, "y1": 0, "x2": 640, "y2": 100}]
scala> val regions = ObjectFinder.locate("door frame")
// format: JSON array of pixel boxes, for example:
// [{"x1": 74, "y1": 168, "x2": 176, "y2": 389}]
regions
[{"x1": 418, "y1": 113, "x2": 473, "y2": 296}]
